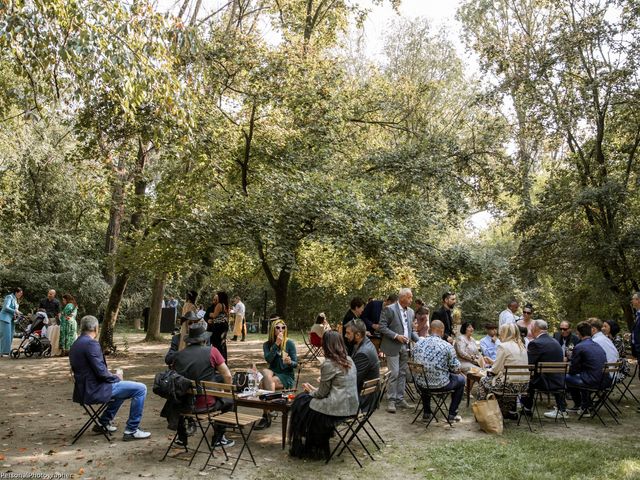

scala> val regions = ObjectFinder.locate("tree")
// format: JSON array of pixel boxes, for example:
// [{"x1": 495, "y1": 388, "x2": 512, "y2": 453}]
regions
[{"x1": 459, "y1": 0, "x2": 640, "y2": 328}]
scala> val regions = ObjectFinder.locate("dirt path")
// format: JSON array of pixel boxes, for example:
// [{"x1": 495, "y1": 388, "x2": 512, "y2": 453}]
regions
[{"x1": 1, "y1": 333, "x2": 638, "y2": 480}]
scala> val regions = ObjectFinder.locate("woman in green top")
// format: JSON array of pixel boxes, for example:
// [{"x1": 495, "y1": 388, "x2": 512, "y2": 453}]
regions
[
  {"x1": 256, "y1": 318, "x2": 298, "y2": 430},
  {"x1": 262, "y1": 318, "x2": 298, "y2": 389},
  {"x1": 59, "y1": 293, "x2": 78, "y2": 355}
]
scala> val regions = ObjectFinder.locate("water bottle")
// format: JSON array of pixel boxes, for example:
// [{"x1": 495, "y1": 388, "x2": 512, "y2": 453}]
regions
[{"x1": 251, "y1": 363, "x2": 258, "y2": 394}]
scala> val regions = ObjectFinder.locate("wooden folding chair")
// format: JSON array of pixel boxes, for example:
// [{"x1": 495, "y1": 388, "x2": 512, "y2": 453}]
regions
[
  {"x1": 161, "y1": 380, "x2": 222, "y2": 467},
  {"x1": 577, "y1": 362, "x2": 622, "y2": 426},
  {"x1": 407, "y1": 361, "x2": 455, "y2": 428},
  {"x1": 200, "y1": 381, "x2": 263, "y2": 475},
  {"x1": 493, "y1": 364, "x2": 534, "y2": 432},
  {"x1": 614, "y1": 361, "x2": 640, "y2": 406},
  {"x1": 531, "y1": 362, "x2": 569, "y2": 428}
]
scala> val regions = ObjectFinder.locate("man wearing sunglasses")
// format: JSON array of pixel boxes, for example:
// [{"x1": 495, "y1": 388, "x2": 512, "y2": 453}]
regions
[{"x1": 553, "y1": 321, "x2": 580, "y2": 357}]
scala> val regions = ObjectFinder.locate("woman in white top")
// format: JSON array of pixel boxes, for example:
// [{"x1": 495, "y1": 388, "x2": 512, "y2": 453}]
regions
[
  {"x1": 476, "y1": 323, "x2": 529, "y2": 419},
  {"x1": 455, "y1": 322, "x2": 485, "y2": 372}
]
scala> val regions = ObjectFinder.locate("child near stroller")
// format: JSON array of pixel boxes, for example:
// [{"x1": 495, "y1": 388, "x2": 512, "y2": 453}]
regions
[{"x1": 11, "y1": 310, "x2": 52, "y2": 358}]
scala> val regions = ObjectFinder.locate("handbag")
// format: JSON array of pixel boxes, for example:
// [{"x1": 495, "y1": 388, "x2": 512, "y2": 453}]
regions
[
  {"x1": 472, "y1": 393, "x2": 503, "y2": 434},
  {"x1": 233, "y1": 371, "x2": 248, "y2": 390},
  {"x1": 153, "y1": 369, "x2": 192, "y2": 402}
]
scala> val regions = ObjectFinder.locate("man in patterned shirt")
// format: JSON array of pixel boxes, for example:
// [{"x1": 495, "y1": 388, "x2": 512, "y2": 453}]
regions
[{"x1": 413, "y1": 320, "x2": 466, "y2": 423}]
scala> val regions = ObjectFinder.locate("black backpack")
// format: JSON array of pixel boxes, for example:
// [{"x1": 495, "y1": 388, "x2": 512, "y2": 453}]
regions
[{"x1": 153, "y1": 369, "x2": 192, "y2": 402}]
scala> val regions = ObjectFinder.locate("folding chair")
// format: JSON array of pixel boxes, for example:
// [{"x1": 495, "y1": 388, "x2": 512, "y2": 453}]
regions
[
  {"x1": 300, "y1": 329, "x2": 322, "y2": 362},
  {"x1": 362, "y1": 371, "x2": 390, "y2": 447},
  {"x1": 72, "y1": 401, "x2": 114, "y2": 444},
  {"x1": 201, "y1": 381, "x2": 263, "y2": 475},
  {"x1": 327, "y1": 378, "x2": 381, "y2": 468},
  {"x1": 614, "y1": 360, "x2": 640, "y2": 406},
  {"x1": 493, "y1": 364, "x2": 534, "y2": 432},
  {"x1": 577, "y1": 362, "x2": 622, "y2": 426},
  {"x1": 530, "y1": 362, "x2": 569, "y2": 428},
  {"x1": 161, "y1": 380, "x2": 222, "y2": 467},
  {"x1": 407, "y1": 361, "x2": 454, "y2": 428}
]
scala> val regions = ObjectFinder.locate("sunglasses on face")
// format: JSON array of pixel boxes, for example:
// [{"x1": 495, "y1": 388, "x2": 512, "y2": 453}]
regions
[
  {"x1": 560, "y1": 327, "x2": 569, "y2": 331},
  {"x1": 275, "y1": 326, "x2": 286, "y2": 330}
]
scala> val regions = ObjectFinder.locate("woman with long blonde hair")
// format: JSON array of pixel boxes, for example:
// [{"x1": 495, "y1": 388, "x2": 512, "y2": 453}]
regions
[
  {"x1": 255, "y1": 318, "x2": 298, "y2": 430},
  {"x1": 476, "y1": 323, "x2": 529, "y2": 419}
]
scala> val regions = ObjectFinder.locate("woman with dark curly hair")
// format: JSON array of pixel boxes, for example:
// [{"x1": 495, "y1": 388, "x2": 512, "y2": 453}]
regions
[{"x1": 289, "y1": 330, "x2": 359, "y2": 460}]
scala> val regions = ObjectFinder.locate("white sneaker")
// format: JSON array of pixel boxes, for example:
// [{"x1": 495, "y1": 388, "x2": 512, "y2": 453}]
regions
[
  {"x1": 396, "y1": 399, "x2": 413, "y2": 409},
  {"x1": 543, "y1": 408, "x2": 568, "y2": 419},
  {"x1": 386, "y1": 401, "x2": 396, "y2": 413},
  {"x1": 123, "y1": 429, "x2": 151, "y2": 441}
]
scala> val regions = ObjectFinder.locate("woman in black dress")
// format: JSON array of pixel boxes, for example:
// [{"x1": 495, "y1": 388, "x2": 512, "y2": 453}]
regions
[{"x1": 205, "y1": 291, "x2": 229, "y2": 361}]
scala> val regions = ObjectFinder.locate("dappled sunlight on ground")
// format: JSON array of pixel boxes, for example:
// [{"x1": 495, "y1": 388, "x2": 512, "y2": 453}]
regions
[{"x1": 2, "y1": 331, "x2": 640, "y2": 479}]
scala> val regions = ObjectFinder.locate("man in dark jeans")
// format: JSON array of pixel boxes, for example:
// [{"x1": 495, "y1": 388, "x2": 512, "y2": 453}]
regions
[
  {"x1": 412, "y1": 320, "x2": 465, "y2": 423},
  {"x1": 173, "y1": 321, "x2": 234, "y2": 448},
  {"x1": 564, "y1": 321, "x2": 608, "y2": 416}
]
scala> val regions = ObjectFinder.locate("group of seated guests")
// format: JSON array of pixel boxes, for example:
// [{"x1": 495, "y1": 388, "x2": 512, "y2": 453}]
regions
[
  {"x1": 474, "y1": 317, "x2": 630, "y2": 420},
  {"x1": 163, "y1": 310, "x2": 380, "y2": 460}
]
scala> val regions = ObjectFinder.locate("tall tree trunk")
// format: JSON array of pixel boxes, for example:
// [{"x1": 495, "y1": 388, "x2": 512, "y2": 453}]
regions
[
  {"x1": 103, "y1": 160, "x2": 126, "y2": 285},
  {"x1": 99, "y1": 271, "x2": 129, "y2": 353},
  {"x1": 274, "y1": 268, "x2": 291, "y2": 319},
  {"x1": 145, "y1": 272, "x2": 167, "y2": 342},
  {"x1": 99, "y1": 138, "x2": 151, "y2": 353}
]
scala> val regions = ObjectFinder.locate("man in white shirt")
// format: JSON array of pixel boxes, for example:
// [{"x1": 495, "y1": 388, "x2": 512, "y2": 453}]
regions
[
  {"x1": 588, "y1": 317, "x2": 619, "y2": 363},
  {"x1": 498, "y1": 300, "x2": 519, "y2": 327},
  {"x1": 230, "y1": 296, "x2": 246, "y2": 341}
]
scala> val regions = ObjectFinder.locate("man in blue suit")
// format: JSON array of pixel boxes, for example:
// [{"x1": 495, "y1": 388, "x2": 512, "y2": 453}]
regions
[
  {"x1": 564, "y1": 321, "x2": 608, "y2": 415},
  {"x1": 69, "y1": 315, "x2": 151, "y2": 441}
]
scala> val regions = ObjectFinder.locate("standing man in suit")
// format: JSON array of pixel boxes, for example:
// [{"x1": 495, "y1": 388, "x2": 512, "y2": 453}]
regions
[
  {"x1": 69, "y1": 316, "x2": 151, "y2": 441},
  {"x1": 361, "y1": 294, "x2": 398, "y2": 334},
  {"x1": 379, "y1": 288, "x2": 419, "y2": 413},
  {"x1": 431, "y1": 292, "x2": 456, "y2": 343},
  {"x1": 521, "y1": 319, "x2": 565, "y2": 418},
  {"x1": 345, "y1": 319, "x2": 380, "y2": 412}
]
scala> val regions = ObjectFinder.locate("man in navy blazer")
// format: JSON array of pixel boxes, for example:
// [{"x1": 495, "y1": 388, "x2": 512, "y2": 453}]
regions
[
  {"x1": 69, "y1": 316, "x2": 151, "y2": 441},
  {"x1": 379, "y1": 288, "x2": 419, "y2": 413},
  {"x1": 522, "y1": 319, "x2": 565, "y2": 416},
  {"x1": 564, "y1": 321, "x2": 608, "y2": 414}
]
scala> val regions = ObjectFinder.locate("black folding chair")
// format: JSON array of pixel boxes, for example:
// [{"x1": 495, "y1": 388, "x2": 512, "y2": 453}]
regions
[
  {"x1": 300, "y1": 329, "x2": 322, "y2": 362},
  {"x1": 72, "y1": 401, "x2": 114, "y2": 444},
  {"x1": 407, "y1": 361, "x2": 455, "y2": 428},
  {"x1": 531, "y1": 362, "x2": 569, "y2": 428},
  {"x1": 493, "y1": 364, "x2": 534, "y2": 432},
  {"x1": 614, "y1": 360, "x2": 640, "y2": 406},
  {"x1": 327, "y1": 378, "x2": 381, "y2": 468},
  {"x1": 577, "y1": 362, "x2": 622, "y2": 426}
]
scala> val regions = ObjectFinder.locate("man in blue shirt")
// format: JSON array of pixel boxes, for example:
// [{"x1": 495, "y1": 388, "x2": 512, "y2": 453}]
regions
[
  {"x1": 565, "y1": 321, "x2": 608, "y2": 416},
  {"x1": 479, "y1": 323, "x2": 500, "y2": 363}
]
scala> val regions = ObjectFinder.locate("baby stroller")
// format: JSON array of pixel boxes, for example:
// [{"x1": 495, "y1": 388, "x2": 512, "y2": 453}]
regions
[{"x1": 10, "y1": 312, "x2": 51, "y2": 359}]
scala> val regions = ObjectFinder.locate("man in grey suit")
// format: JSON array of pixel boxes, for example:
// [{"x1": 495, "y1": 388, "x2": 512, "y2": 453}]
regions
[
  {"x1": 346, "y1": 319, "x2": 380, "y2": 413},
  {"x1": 379, "y1": 287, "x2": 419, "y2": 413}
]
